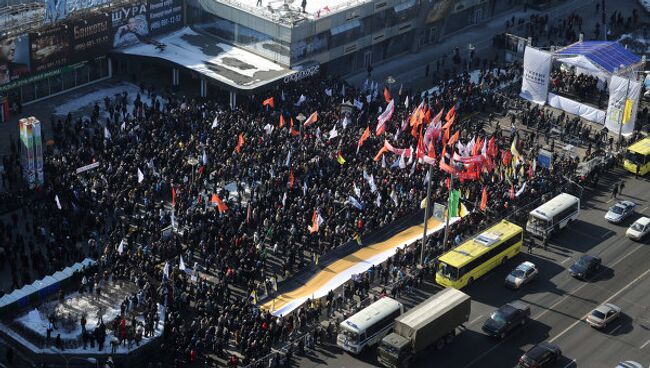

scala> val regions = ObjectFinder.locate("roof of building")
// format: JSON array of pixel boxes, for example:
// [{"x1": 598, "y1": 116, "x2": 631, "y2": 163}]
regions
[
  {"x1": 556, "y1": 41, "x2": 641, "y2": 74},
  {"x1": 112, "y1": 27, "x2": 295, "y2": 91}
]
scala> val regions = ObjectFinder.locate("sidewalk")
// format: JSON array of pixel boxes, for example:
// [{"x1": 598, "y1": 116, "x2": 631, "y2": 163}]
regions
[{"x1": 344, "y1": 0, "x2": 608, "y2": 92}]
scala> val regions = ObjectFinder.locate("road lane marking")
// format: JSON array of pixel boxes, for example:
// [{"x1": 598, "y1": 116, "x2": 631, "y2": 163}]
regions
[
  {"x1": 641, "y1": 206, "x2": 649, "y2": 213},
  {"x1": 549, "y1": 266, "x2": 650, "y2": 343},
  {"x1": 601, "y1": 230, "x2": 615, "y2": 239},
  {"x1": 561, "y1": 257, "x2": 573, "y2": 264},
  {"x1": 606, "y1": 198, "x2": 614, "y2": 203},
  {"x1": 469, "y1": 315, "x2": 484, "y2": 325},
  {"x1": 463, "y1": 243, "x2": 646, "y2": 368},
  {"x1": 609, "y1": 325, "x2": 622, "y2": 334},
  {"x1": 641, "y1": 338, "x2": 650, "y2": 350},
  {"x1": 563, "y1": 359, "x2": 576, "y2": 368}
]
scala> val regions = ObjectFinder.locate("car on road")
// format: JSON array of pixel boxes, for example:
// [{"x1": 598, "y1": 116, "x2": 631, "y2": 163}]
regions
[
  {"x1": 615, "y1": 361, "x2": 644, "y2": 368},
  {"x1": 516, "y1": 341, "x2": 562, "y2": 368},
  {"x1": 605, "y1": 201, "x2": 636, "y2": 223},
  {"x1": 626, "y1": 217, "x2": 650, "y2": 240},
  {"x1": 505, "y1": 261, "x2": 538, "y2": 289},
  {"x1": 568, "y1": 255, "x2": 602, "y2": 280},
  {"x1": 482, "y1": 301, "x2": 530, "y2": 339},
  {"x1": 586, "y1": 303, "x2": 622, "y2": 329}
]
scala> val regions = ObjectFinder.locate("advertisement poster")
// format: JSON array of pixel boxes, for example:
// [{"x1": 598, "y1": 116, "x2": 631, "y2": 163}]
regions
[
  {"x1": 111, "y1": 2, "x2": 149, "y2": 48},
  {"x1": 148, "y1": 0, "x2": 183, "y2": 36},
  {"x1": 30, "y1": 24, "x2": 71, "y2": 73},
  {"x1": 0, "y1": 34, "x2": 31, "y2": 85},
  {"x1": 70, "y1": 13, "x2": 111, "y2": 63}
]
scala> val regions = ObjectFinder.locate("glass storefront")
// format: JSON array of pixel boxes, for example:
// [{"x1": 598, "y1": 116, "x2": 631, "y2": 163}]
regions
[{"x1": 0, "y1": 56, "x2": 110, "y2": 106}]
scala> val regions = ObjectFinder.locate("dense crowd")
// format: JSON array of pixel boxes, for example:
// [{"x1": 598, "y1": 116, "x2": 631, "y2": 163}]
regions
[{"x1": 0, "y1": 55, "x2": 602, "y2": 367}]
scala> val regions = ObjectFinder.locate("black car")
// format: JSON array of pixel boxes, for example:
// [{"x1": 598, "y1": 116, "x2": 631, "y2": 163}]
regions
[
  {"x1": 482, "y1": 301, "x2": 531, "y2": 339},
  {"x1": 516, "y1": 342, "x2": 562, "y2": 368},
  {"x1": 568, "y1": 255, "x2": 602, "y2": 280}
]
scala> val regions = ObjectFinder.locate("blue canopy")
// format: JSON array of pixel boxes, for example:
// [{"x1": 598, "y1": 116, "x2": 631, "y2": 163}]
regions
[{"x1": 556, "y1": 41, "x2": 641, "y2": 74}]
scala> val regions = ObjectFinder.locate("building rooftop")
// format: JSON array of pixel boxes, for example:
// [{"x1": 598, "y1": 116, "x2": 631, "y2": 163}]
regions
[{"x1": 212, "y1": 0, "x2": 372, "y2": 24}]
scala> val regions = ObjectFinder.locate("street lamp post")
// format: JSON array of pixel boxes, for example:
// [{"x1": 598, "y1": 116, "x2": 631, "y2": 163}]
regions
[
  {"x1": 420, "y1": 164, "x2": 434, "y2": 266},
  {"x1": 442, "y1": 163, "x2": 463, "y2": 252}
]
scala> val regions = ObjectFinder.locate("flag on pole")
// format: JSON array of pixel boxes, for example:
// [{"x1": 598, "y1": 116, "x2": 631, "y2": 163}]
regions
[
  {"x1": 304, "y1": 111, "x2": 319, "y2": 127},
  {"x1": 329, "y1": 125, "x2": 338, "y2": 140},
  {"x1": 171, "y1": 187, "x2": 177, "y2": 207},
  {"x1": 211, "y1": 116, "x2": 219, "y2": 129},
  {"x1": 308, "y1": 209, "x2": 324, "y2": 233},
  {"x1": 137, "y1": 168, "x2": 144, "y2": 183},
  {"x1": 404, "y1": 95, "x2": 409, "y2": 109},
  {"x1": 480, "y1": 187, "x2": 488, "y2": 212},
  {"x1": 170, "y1": 210, "x2": 177, "y2": 229},
  {"x1": 337, "y1": 151, "x2": 346, "y2": 165},
  {"x1": 55, "y1": 195, "x2": 62, "y2": 210},
  {"x1": 353, "y1": 182, "x2": 361, "y2": 198},
  {"x1": 211, "y1": 194, "x2": 229, "y2": 213},
  {"x1": 104, "y1": 127, "x2": 111, "y2": 140},
  {"x1": 375, "y1": 192, "x2": 381, "y2": 207},
  {"x1": 357, "y1": 127, "x2": 370, "y2": 153},
  {"x1": 179, "y1": 256, "x2": 186, "y2": 271},
  {"x1": 509, "y1": 184, "x2": 515, "y2": 199},
  {"x1": 347, "y1": 196, "x2": 364, "y2": 210},
  {"x1": 289, "y1": 170, "x2": 295, "y2": 188},
  {"x1": 445, "y1": 105, "x2": 456, "y2": 122},
  {"x1": 510, "y1": 136, "x2": 522, "y2": 162},
  {"x1": 354, "y1": 233, "x2": 362, "y2": 246},
  {"x1": 381, "y1": 155, "x2": 386, "y2": 168},
  {"x1": 279, "y1": 114, "x2": 286, "y2": 128},
  {"x1": 376, "y1": 99, "x2": 395, "y2": 136},
  {"x1": 262, "y1": 96, "x2": 275, "y2": 108},
  {"x1": 117, "y1": 239, "x2": 125, "y2": 255},
  {"x1": 235, "y1": 133, "x2": 245, "y2": 154},
  {"x1": 285, "y1": 150, "x2": 292, "y2": 167},
  {"x1": 202, "y1": 150, "x2": 208, "y2": 165},
  {"x1": 448, "y1": 189, "x2": 461, "y2": 217}
]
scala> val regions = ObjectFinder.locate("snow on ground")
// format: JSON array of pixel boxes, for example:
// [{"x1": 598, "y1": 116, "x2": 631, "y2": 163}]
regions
[
  {"x1": 53, "y1": 81, "x2": 167, "y2": 124},
  {"x1": 228, "y1": 0, "x2": 371, "y2": 19},
  {"x1": 116, "y1": 27, "x2": 292, "y2": 89}
]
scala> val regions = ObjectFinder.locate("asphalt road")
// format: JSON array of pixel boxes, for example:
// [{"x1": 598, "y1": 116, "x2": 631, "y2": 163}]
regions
[{"x1": 295, "y1": 168, "x2": 650, "y2": 368}]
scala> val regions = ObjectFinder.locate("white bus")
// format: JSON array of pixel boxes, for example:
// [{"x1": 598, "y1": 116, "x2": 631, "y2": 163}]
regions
[
  {"x1": 526, "y1": 193, "x2": 580, "y2": 238},
  {"x1": 337, "y1": 297, "x2": 404, "y2": 354}
]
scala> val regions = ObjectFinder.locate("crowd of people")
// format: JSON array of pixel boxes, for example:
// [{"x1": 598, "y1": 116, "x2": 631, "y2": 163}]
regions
[{"x1": 0, "y1": 48, "x2": 607, "y2": 366}]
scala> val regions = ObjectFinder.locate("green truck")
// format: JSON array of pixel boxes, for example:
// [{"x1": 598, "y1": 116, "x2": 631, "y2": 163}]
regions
[{"x1": 377, "y1": 288, "x2": 471, "y2": 368}]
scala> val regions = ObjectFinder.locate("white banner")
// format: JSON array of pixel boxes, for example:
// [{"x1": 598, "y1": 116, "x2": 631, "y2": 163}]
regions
[
  {"x1": 605, "y1": 75, "x2": 641, "y2": 137},
  {"x1": 75, "y1": 161, "x2": 100, "y2": 174},
  {"x1": 547, "y1": 93, "x2": 606, "y2": 123},
  {"x1": 520, "y1": 47, "x2": 552, "y2": 105}
]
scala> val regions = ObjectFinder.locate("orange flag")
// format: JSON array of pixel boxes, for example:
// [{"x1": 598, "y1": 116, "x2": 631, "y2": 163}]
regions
[
  {"x1": 308, "y1": 209, "x2": 319, "y2": 233},
  {"x1": 357, "y1": 127, "x2": 370, "y2": 150},
  {"x1": 441, "y1": 114, "x2": 455, "y2": 131},
  {"x1": 289, "y1": 118, "x2": 300, "y2": 136},
  {"x1": 448, "y1": 130, "x2": 460, "y2": 147},
  {"x1": 445, "y1": 105, "x2": 456, "y2": 122},
  {"x1": 480, "y1": 187, "x2": 488, "y2": 212},
  {"x1": 211, "y1": 194, "x2": 229, "y2": 213},
  {"x1": 279, "y1": 114, "x2": 286, "y2": 128},
  {"x1": 303, "y1": 111, "x2": 318, "y2": 127},
  {"x1": 383, "y1": 86, "x2": 392, "y2": 103},
  {"x1": 289, "y1": 170, "x2": 295, "y2": 188},
  {"x1": 235, "y1": 133, "x2": 245, "y2": 153},
  {"x1": 262, "y1": 97, "x2": 275, "y2": 108},
  {"x1": 374, "y1": 146, "x2": 389, "y2": 161},
  {"x1": 171, "y1": 186, "x2": 177, "y2": 207}
]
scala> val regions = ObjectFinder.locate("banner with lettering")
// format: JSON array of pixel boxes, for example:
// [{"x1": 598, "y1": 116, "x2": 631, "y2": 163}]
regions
[
  {"x1": 520, "y1": 46, "x2": 552, "y2": 105},
  {"x1": 70, "y1": 12, "x2": 111, "y2": 64},
  {"x1": 147, "y1": 0, "x2": 183, "y2": 36}
]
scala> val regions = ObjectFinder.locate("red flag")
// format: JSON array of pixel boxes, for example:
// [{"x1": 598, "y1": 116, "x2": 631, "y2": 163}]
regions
[
  {"x1": 410, "y1": 123, "x2": 419, "y2": 139},
  {"x1": 442, "y1": 127, "x2": 450, "y2": 147},
  {"x1": 528, "y1": 163, "x2": 533, "y2": 178},
  {"x1": 357, "y1": 127, "x2": 370, "y2": 150},
  {"x1": 472, "y1": 137, "x2": 482, "y2": 156},
  {"x1": 502, "y1": 150, "x2": 512, "y2": 166},
  {"x1": 212, "y1": 194, "x2": 229, "y2": 213},
  {"x1": 432, "y1": 108, "x2": 444, "y2": 125},
  {"x1": 289, "y1": 170, "x2": 295, "y2": 188},
  {"x1": 445, "y1": 105, "x2": 456, "y2": 122},
  {"x1": 441, "y1": 114, "x2": 455, "y2": 131},
  {"x1": 383, "y1": 86, "x2": 392, "y2": 103},
  {"x1": 480, "y1": 187, "x2": 488, "y2": 211},
  {"x1": 308, "y1": 209, "x2": 319, "y2": 233},
  {"x1": 290, "y1": 118, "x2": 300, "y2": 136},
  {"x1": 303, "y1": 111, "x2": 318, "y2": 127},
  {"x1": 487, "y1": 136, "x2": 497, "y2": 157},
  {"x1": 423, "y1": 106, "x2": 432, "y2": 126},
  {"x1": 509, "y1": 184, "x2": 515, "y2": 200},
  {"x1": 235, "y1": 133, "x2": 245, "y2": 153},
  {"x1": 262, "y1": 97, "x2": 275, "y2": 108},
  {"x1": 427, "y1": 141, "x2": 436, "y2": 159},
  {"x1": 171, "y1": 186, "x2": 177, "y2": 207},
  {"x1": 416, "y1": 126, "x2": 425, "y2": 159},
  {"x1": 279, "y1": 114, "x2": 286, "y2": 128}
]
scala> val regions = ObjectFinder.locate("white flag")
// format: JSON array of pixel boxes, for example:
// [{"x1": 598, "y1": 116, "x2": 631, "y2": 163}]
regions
[
  {"x1": 285, "y1": 150, "x2": 292, "y2": 167},
  {"x1": 104, "y1": 127, "x2": 111, "y2": 140},
  {"x1": 170, "y1": 210, "x2": 177, "y2": 229},
  {"x1": 368, "y1": 174, "x2": 377, "y2": 193},
  {"x1": 302, "y1": 181, "x2": 308, "y2": 196},
  {"x1": 211, "y1": 116, "x2": 219, "y2": 129},
  {"x1": 329, "y1": 126, "x2": 338, "y2": 140},
  {"x1": 341, "y1": 84, "x2": 346, "y2": 97},
  {"x1": 281, "y1": 90, "x2": 285, "y2": 101},
  {"x1": 382, "y1": 155, "x2": 386, "y2": 168},
  {"x1": 55, "y1": 195, "x2": 62, "y2": 210},
  {"x1": 324, "y1": 88, "x2": 332, "y2": 97},
  {"x1": 121, "y1": 122, "x2": 126, "y2": 131},
  {"x1": 347, "y1": 196, "x2": 364, "y2": 210},
  {"x1": 407, "y1": 146, "x2": 414, "y2": 165},
  {"x1": 516, "y1": 182, "x2": 527, "y2": 197},
  {"x1": 375, "y1": 193, "x2": 382, "y2": 207},
  {"x1": 202, "y1": 150, "x2": 208, "y2": 165},
  {"x1": 353, "y1": 182, "x2": 361, "y2": 198},
  {"x1": 282, "y1": 192, "x2": 287, "y2": 207},
  {"x1": 137, "y1": 168, "x2": 145, "y2": 183},
  {"x1": 390, "y1": 190, "x2": 399, "y2": 206},
  {"x1": 404, "y1": 95, "x2": 409, "y2": 109},
  {"x1": 342, "y1": 116, "x2": 350, "y2": 129},
  {"x1": 163, "y1": 261, "x2": 170, "y2": 279},
  {"x1": 353, "y1": 99, "x2": 364, "y2": 110},
  {"x1": 264, "y1": 123, "x2": 274, "y2": 135},
  {"x1": 117, "y1": 239, "x2": 125, "y2": 255},
  {"x1": 399, "y1": 152, "x2": 406, "y2": 169},
  {"x1": 179, "y1": 255, "x2": 187, "y2": 271},
  {"x1": 295, "y1": 94, "x2": 306, "y2": 106}
]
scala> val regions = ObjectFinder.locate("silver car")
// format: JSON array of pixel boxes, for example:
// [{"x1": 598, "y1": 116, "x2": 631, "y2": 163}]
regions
[
  {"x1": 605, "y1": 201, "x2": 636, "y2": 223},
  {"x1": 585, "y1": 303, "x2": 621, "y2": 329},
  {"x1": 615, "y1": 361, "x2": 644, "y2": 368}
]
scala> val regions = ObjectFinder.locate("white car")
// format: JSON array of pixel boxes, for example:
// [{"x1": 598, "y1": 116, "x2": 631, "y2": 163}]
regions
[
  {"x1": 626, "y1": 217, "x2": 650, "y2": 240},
  {"x1": 505, "y1": 261, "x2": 538, "y2": 289},
  {"x1": 605, "y1": 201, "x2": 636, "y2": 223},
  {"x1": 585, "y1": 303, "x2": 621, "y2": 329}
]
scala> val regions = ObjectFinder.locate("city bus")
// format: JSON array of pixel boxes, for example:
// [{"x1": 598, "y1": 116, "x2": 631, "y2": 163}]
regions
[
  {"x1": 623, "y1": 137, "x2": 650, "y2": 176},
  {"x1": 436, "y1": 220, "x2": 523, "y2": 289},
  {"x1": 337, "y1": 297, "x2": 404, "y2": 354},
  {"x1": 526, "y1": 193, "x2": 580, "y2": 238}
]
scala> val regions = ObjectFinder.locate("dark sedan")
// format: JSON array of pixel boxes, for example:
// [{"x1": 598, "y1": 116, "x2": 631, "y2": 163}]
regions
[{"x1": 569, "y1": 255, "x2": 602, "y2": 280}]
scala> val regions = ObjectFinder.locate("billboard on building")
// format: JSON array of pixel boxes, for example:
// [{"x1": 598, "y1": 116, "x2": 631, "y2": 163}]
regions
[
  {"x1": 111, "y1": 2, "x2": 150, "y2": 48},
  {"x1": 70, "y1": 13, "x2": 111, "y2": 63},
  {"x1": 0, "y1": 34, "x2": 31, "y2": 85},
  {"x1": 30, "y1": 24, "x2": 72, "y2": 73},
  {"x1": 147, "y1": 0, "x2": 183, "y2": 36}
]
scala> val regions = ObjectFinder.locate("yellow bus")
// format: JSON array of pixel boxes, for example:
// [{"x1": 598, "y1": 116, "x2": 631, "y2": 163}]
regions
[
  {"x1": 623, "y1": 137, "x2": 650, "y2": 176},
  {"x1": 436, "y1": 220, "x2": 524, "y2": 289}
]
